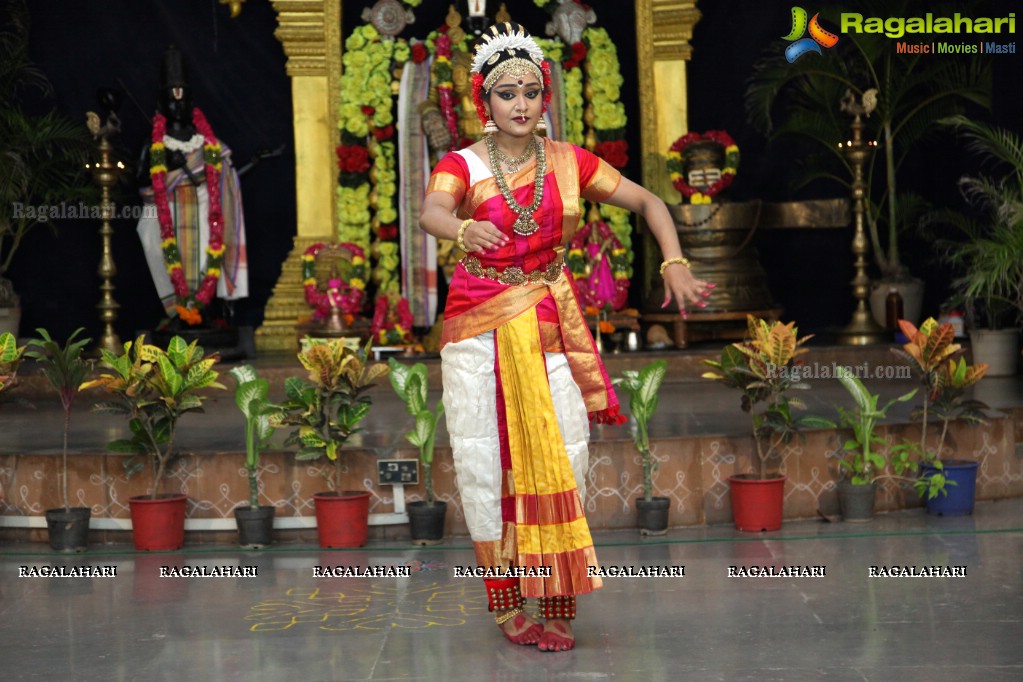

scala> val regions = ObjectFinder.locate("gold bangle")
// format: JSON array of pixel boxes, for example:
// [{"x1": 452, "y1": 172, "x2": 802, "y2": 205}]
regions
[
  {"x1": 659, "y1": 257, "x2": 691, "y2": 276},
  {"x1": 494, "y1": 606, "x2": 524, "y2": 625},
  {"x1": 457, "y1": 218, "x2": 474, "y2": 252}
]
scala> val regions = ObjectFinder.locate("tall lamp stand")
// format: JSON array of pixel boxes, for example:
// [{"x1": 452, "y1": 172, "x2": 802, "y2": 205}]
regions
[
  {"x1": 87, "y1": 126, "x2": 123, "y2": 353},
  {"x1": 836, "y1": 112, "x2": 887, "y2": 345}
]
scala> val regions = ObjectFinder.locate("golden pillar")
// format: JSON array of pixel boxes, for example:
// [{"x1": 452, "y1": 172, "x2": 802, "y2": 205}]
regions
[
  {"x1": 258, "y1": 0, "x2": 343, "y2": 352},
  {"x1": 635, "y1": 0, "x2": 701, "y2": 297}
]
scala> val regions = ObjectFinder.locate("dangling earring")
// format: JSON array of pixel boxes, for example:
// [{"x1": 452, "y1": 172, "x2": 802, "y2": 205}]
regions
[
  {"x1": 535, "y1": 117, "x2": 547, "y2": 133},
  {"x1": 483, "y1": 119, "x2": 498, "y2": 134}
]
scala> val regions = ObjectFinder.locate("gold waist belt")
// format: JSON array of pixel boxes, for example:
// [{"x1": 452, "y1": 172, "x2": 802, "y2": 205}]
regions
[{"x1": 462, "y1": 255, "x2": 564, "y2": 287}]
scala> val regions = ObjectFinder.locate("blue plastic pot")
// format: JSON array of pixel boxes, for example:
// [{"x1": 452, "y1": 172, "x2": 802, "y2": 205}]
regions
[{"x1": 923, "y1": 459, "x2": 979, "y2": 516}]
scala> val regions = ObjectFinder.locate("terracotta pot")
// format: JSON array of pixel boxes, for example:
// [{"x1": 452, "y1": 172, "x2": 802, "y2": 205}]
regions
[
  {"x1": 728, "y1": 474, "x2": 786, "y2": 532},
  {"x1": 129, "y1": 494, "x2": 187, "y2": 551},
  {"x1": 314, "y1": 491, "x2": 370, "y2": 548}
]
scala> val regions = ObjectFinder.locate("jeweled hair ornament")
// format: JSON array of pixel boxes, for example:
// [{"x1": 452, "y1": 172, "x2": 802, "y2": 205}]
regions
[{"x1": 470, "y1": 22, "x2": 545, "y2": 76}]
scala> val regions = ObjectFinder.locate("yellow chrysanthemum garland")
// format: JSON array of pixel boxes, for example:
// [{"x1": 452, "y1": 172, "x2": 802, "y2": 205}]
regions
[{"x1": 336, "y1": 24, "x2": 410, "y2": 302}]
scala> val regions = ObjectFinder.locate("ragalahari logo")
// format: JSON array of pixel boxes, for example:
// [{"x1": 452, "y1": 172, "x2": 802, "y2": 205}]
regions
[{"x1": 783, "y1": 7, "x2": 839, "y2": 62}]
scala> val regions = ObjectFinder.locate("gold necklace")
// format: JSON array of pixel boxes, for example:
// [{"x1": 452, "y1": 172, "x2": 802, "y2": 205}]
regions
[
  {"x1": 486, "y1": 135, "x2": 545, "y2": 236},
  {"x1": 491, "y1": 140, "x2": 535, "y2": 173}
]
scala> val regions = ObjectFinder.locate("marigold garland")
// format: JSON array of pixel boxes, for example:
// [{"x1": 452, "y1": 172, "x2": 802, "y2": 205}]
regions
[
  {"x1": 150, "y1": 107, "x2": 224, "y2": 326},
  {"x1": 302, "y1": 243, "x2": 367, "y2": 319},
  {"x1": 667, "y1": 130, "x2": 740, "y2": 204}
]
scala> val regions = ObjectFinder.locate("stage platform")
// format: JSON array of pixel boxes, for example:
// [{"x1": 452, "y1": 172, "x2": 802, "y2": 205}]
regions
[{"x1": 2, "y1": 342, "x2": 1022, "y2": 544}]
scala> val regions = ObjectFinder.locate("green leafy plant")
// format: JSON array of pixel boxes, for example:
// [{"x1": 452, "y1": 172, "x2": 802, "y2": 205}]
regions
[
  {"x1": 387, "y1": 358, "x2": 444, "y2": 506},
  {"x1": 703, "y1": 316, "x2": 835, "y2": 480},
  {"x1": 228, "y1": 364, "x2": 283, "y2": 509},
  {"x1": 0, "y1": 0, "x2": 94, "y2": 306},
  {"x1": 927, "y1": 115, "x2": 1023, "y2": 330},
  {"x1": 892, "y1": 318, "x2": 989, "y2": 498},
  {"x1": 275, "y1": 338, "x2": 388, "y2": 492},
  {"x1": 833, "y1": 365, "x2": 917, "y2": 485},
  {"x1": 745, "y1": 0, "x2": 991, "y2": 280},
  {"x1": 24, "y1": 328, "x2": 91, "y2": 510},
  {"x1": 0, "y1": 331, "x2": 25, "y2": 398},
  {"x1": 614, "y1": 359, "x2": 667, "y2": 502},
  {"x1": 81, "y1": 335, "x2": 225, "y2": 498}
]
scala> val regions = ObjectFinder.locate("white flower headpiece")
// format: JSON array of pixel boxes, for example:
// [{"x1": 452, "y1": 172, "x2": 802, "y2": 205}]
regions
[{"x1": 470, "y1": 25, "x2": 545, "y2": 75}]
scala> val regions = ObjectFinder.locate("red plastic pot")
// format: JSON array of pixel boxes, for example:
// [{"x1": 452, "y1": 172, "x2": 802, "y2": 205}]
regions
[
  {"x1": 129, "y1": 494, "x2": 187, "y2": 551},
  {"x1": 728, "y1": 475, "x2": 786, "y2": 532},
  {"x1": 314, "y1": 490, "x2": 371, "y2": 548}
]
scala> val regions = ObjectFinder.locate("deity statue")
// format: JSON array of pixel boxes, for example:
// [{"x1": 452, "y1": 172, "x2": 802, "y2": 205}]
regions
[
  {"x1": 451, "y1": 49, "x2": 483, "y2": 140},
  {"x1": 136, "y1": 46, "x2": 248, "y2": 326}
]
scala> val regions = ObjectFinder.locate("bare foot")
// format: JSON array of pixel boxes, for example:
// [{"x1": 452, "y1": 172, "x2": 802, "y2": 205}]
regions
[
  {"x1": 496, "y1": 609, "x2": 543, "y2": 645},
  {"x1": 538, "y1": 618, "x2": 575, "y2": 651}
]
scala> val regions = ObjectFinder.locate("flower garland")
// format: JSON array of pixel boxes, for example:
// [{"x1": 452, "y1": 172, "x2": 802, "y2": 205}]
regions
[
  {"x1": 150, "y1": 108, "x2": 224, "y2": 326},
  {"x1": 432, "y1": 33, "x2": 459, "y2": 152},
  {"x1": 585, "y1": 28, "x2": 628, "y2": 169},
  {"x1": 371, "y1": 292, "x2": 414, "y2": 345},
  {"x1": 667, "y1": 130, "x2": 740, "y2": 204},
  {"x1": 302, "y1": 243, "x2": 367, "y2": 319},
  {"x1": 566, "y1": 220, "x2": 630, "y2": 311},
  {"x1": 337, "y1": 24, "x2": 410, "y2": 300}
]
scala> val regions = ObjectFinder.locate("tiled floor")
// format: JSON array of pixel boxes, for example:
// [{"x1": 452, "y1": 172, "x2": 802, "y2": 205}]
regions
[{"x1": 3, "y1": 499, "x2": 1022, "y2": 681}]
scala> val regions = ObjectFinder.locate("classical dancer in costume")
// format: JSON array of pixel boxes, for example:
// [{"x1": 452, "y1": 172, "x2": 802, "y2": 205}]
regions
[{"x1": 420, "y1": 22, "x2": 712, "y2": 652}]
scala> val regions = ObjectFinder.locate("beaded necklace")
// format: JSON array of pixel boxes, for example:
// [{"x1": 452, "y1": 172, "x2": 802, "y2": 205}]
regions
[{"x1": 486, "y1": 134, "x2": 545, "y2": 236}]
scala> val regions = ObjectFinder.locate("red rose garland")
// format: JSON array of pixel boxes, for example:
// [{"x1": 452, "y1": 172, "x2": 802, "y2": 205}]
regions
[
  {"x1": 149, "y1": 108, "x2": 224, "y2": 325},
  {"x1": 434, "y1": 33, "x2": 460, "y2": 151},
  {"x1": 666, "y1": 130, "x2": 740, "y2": 203},
  {"x1": 371, "y1": 293, "x2": 414, "y2": 345}
]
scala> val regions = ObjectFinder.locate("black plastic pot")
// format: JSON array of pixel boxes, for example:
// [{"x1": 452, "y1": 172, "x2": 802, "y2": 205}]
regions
[
  {"x1": 408, "y1": 500, "x2": 447, "y2": 545},
  {"x1": 234, "y1": 505, "x2": 276, "y2": 548},
  {"x1": 45, "y1": 507, "x2": 91, "y2": 552},
  {"x1": 837, "y1": 481, "x2": 876, "y2": 523},
  {"x1": 635, "y1": 496, "x2": 670, "y2": 535}
]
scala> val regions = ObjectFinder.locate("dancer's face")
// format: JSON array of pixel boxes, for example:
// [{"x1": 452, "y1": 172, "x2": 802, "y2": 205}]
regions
[{"x1": 486, "y1": 71, "x2": 543, "y2": 137}]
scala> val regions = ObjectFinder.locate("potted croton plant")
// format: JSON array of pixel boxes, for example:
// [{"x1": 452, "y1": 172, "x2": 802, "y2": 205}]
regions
[
  {"x1": 228, "y1": 364, "x2": 283, "y2": 548},
  {"x1": 276, "y1": 337, "x2": 388, "y2": 548},
  {"x1": 703, "y1": 316, "x2": 834, "y2": 531},
  {"x1": 25, "y1": 328, "x2": 93, "y2": 551},
  {"x1": 387, "y1": 358, "x2": 446, "y2": 544},
  {"x1": 892, "y1": 318, "x2": 989, "y2": 516},
  {"x1": 82, "y1": 335, "x2": 224, "y2": 550},
  {"x1": 832, "y1": 366, "x2": 917, "y2": 522},
  {"x1": 614, "y1": 359, "x2": 670, "y2": 534},
  {"x1": 0, "y1": 331, "x2": 25, "y2": 400}
]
